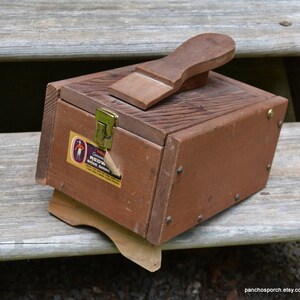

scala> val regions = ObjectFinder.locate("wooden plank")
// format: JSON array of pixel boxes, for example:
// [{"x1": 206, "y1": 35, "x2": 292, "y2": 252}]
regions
[
  {"x1": 0, "y1": 1, "x2": 299, "y2": 61},
  {"x1": 0, "y1": 123, "x2": 299, "y2": 261}
]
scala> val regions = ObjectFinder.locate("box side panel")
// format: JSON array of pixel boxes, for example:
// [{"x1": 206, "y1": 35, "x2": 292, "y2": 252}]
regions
[
  {"x1": 36, "y1": 83, "x2": 61, "y2": 184},
  {"x1": 47, "y1": 99, "x2": 163, "y2": 237},
  {"x1": 36, "y1": 73, "x2": 104, "y2": 184},
  {"x1": 148, "y1": 96, "x2": 288, "y2": 245}
]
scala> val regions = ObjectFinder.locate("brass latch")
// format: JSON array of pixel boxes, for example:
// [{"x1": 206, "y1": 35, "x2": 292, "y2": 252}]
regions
[{"x1": 94, "y1": 108, "x2": 119, "y2": 150}]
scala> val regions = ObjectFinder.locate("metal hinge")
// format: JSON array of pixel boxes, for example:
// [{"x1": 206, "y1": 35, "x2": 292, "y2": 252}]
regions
[{"x1": 94, "y1": 108, "x2": 119, "y2": 150}]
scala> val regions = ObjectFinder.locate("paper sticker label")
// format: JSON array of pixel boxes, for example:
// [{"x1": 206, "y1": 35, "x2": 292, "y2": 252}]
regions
[{"x1": 67, "y1": 131, "x2": 122, "y2": 188}]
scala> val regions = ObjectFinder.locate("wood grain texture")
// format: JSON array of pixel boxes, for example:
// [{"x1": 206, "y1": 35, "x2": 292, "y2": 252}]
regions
[
  {"x1": 0, "y1": 123, "x2": 299, "y2": 261},
  {"x1": 0, "y1": 1, "x2": 299, "y2": 61},
  {"x1": 61, "y1": 68, "x2": 275, "y2": 146},
  {"x1": 35, "y1": 84, "x2": 60, "y2": 184}
]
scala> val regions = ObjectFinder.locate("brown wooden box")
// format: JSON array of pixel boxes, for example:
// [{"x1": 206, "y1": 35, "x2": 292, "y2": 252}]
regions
[{"x1": 36, "y1": 65, "x2": 287, "y2": 245}]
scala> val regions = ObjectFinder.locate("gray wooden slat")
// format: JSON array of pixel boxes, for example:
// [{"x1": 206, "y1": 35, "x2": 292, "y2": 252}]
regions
[
  {"x1": 0, "y1": 123, "x2": 299, "y2": 261},
  {"x1": 0, "y1": 0, "x2": 299, "y2": 60}
]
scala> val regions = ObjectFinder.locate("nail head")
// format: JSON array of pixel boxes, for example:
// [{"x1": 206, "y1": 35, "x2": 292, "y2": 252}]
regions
[
  {"x1": 267, "y1": 109, "x2": 274, "y2": 119},
  {"x1": 197, "y1": 215, "x2": 204, "y2": 223},
  {"x1": 166, "y1": 216, "x2": 172, "y2": 225},
  {"x1": 279, "y1": 21, "x2": 292, "y2": 27},
  {"x1": 177, "y1": 166, "x2": 183, "y2": 174},
  {"x1": 234, "y1": 194, "x2": 240, "y2": 202}
]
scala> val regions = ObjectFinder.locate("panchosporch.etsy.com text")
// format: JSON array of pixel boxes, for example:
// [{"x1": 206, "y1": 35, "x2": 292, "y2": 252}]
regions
[{"x1": 244, "y1": 287, "x2": 300, "y2": 294}]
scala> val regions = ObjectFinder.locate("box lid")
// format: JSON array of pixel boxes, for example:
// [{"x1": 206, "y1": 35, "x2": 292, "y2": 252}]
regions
[{"x1": 60, "y1": 65, "x2": 275, "y2": 146}]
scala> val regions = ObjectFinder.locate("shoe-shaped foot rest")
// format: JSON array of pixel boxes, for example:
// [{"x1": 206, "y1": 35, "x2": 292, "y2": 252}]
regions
[{"x1": 108, "y1": 33, "x2": 235, "y2": 110}]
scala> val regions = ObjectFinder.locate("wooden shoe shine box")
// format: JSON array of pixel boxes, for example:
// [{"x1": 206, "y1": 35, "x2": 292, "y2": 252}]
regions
[{"x1": 36, "y1": 34, "x2": 287, "y2": 245}]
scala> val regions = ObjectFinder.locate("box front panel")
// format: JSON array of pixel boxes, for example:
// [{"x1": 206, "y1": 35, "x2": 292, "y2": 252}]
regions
[
  {"x1": 47, "y1": 99, "x2": 163, "y2": 237},
  {"x1": 148, "y1": 96, "x2": 288, "y2": 244}
]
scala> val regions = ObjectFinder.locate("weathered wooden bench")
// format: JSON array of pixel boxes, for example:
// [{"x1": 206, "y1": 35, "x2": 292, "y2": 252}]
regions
[
  {"x1": 1, "y1": 0, "x2": 299, "y2": 59},
  {"x1": 0, "y1": 123, "x2": 299, "y2": 261},
  {"x1": 0, "y1": 1, "x2": 300, "y2": 264}
]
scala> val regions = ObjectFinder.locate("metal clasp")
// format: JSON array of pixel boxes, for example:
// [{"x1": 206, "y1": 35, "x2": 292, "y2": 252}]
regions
[{"x1": 94, "y1": 108, "x2": 119, "y2": 150}]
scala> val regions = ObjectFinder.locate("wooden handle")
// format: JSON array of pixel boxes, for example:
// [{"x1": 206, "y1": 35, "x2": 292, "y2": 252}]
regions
[
  {"x1": 138, "y1": 33, "x2": 235, "y2": 86},
  {"x1": 109, "y1": 33, "x2": 235, "y2": 110}
]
